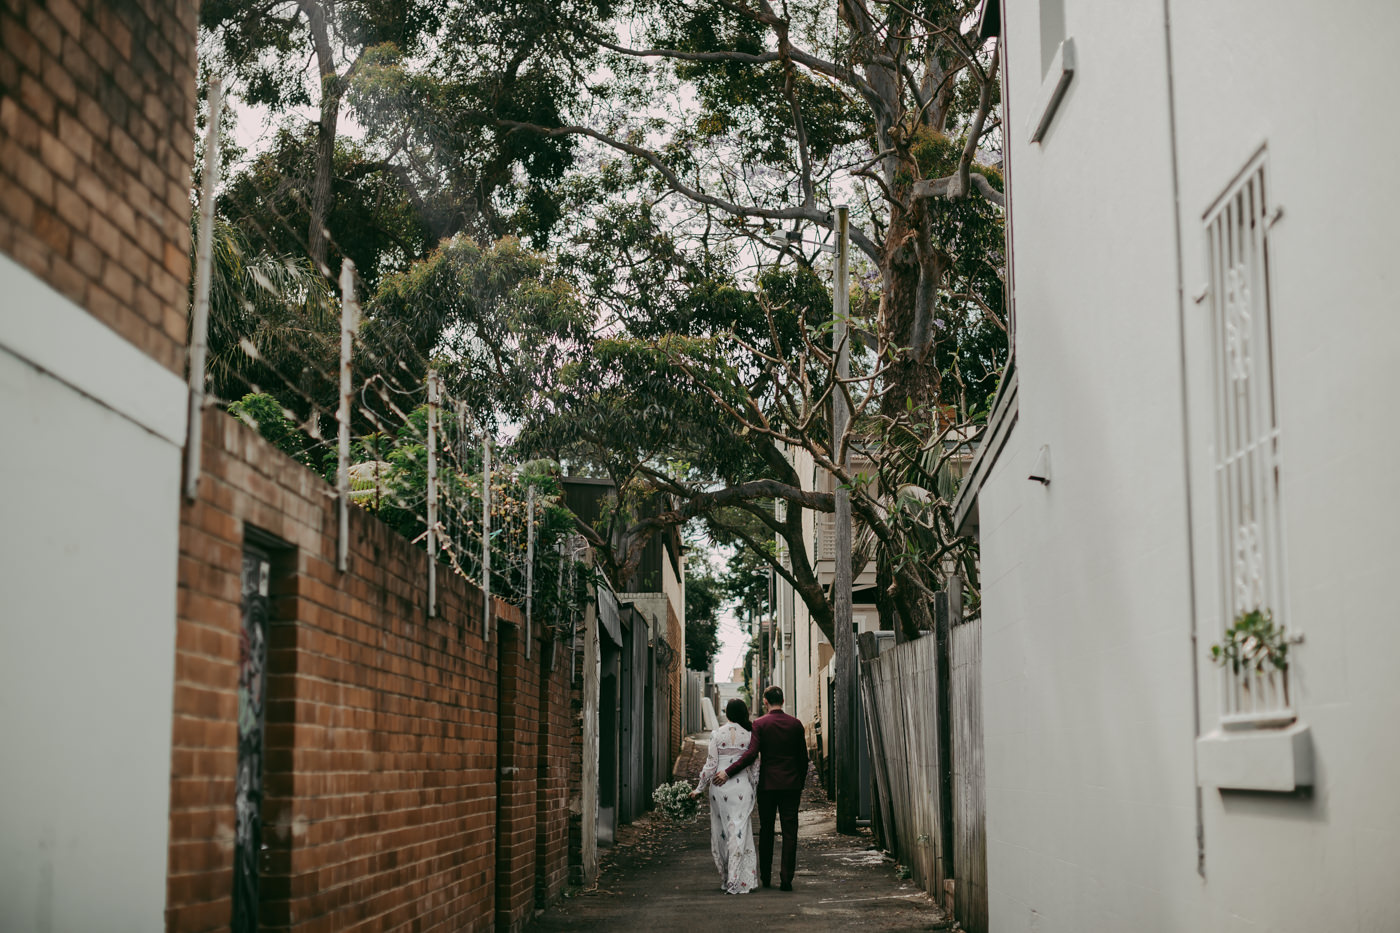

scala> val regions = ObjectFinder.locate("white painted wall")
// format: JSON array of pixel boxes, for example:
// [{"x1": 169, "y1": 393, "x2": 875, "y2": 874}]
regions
[
  {"x1": 975, "y1": 0, "x2": 1400, "y2": 929},
  {"x1": 1170, "y1": 2, "x2": 1400, "y2": 928},
  {"x1": 0, "y1": 254, "x2": 185, "y2": 933}
]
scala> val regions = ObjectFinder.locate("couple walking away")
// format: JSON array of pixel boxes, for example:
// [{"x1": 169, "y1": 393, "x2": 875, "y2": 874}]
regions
[{"x1": 692, "y1": 685, "x2": 808, "y2": 895}]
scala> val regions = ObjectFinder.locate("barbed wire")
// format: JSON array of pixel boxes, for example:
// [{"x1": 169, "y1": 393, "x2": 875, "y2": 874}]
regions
[{"x1": 192, "y1": 76, "x2": 592, "y2": 644}]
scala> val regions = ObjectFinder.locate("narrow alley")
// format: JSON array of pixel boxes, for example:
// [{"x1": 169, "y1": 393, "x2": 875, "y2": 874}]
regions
[
  {"x1": 6, "y1": 1, "x2": 1400, "y2": 931},
  {"x1": 524, "y1": 735, "x2": 950, "y2": 932}
]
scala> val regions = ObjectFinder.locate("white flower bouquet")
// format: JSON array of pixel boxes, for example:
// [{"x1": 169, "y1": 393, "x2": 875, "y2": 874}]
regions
[{"x1": 651, "y1": 780, "x2": 700, "y2": 820}]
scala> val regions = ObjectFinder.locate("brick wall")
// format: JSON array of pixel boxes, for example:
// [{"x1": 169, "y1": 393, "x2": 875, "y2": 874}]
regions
[
  {"x1": 534, "y1": 648, "x2": 571, "y2": 908},
  {"x1": 0, "y1": 0, "x2": 197, "y2": 373},
  {"x1": 169, "y1": 408, "x2": 575, "y2": 932},
  {"x1": 494, "y1": 624, "x2": 539, "y2": 933},
  {"x1": 667, "y1": 601, "x2": 684, "y2": 772}
]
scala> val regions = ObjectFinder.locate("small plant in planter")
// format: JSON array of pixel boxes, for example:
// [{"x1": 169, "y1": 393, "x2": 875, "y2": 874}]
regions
[{"x1": 1210, "y1": 608, "x2": 1291, "y2": 676}]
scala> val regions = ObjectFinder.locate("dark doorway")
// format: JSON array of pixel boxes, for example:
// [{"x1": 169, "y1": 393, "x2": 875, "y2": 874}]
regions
[{"x1": 232, "y1": 546, "x2": 270, "y2": 933}]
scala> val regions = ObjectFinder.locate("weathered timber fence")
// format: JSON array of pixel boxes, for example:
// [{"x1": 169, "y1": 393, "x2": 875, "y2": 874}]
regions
[
  {"x1": 950, "y1": 611, "x2": 988, "y2": 933},
  {"x1": 858, "y1": 633, "x2": 945, "y2": 893},
  {"x1": 858, "y1": 599, "x2": 988, "y2": 933}
]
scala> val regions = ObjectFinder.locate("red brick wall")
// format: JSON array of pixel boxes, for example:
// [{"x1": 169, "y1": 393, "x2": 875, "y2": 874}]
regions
[
  {"x1": 668, "y1": 601, "x2": 684, "y2": 773},
  {"x1": 170, "y1": 408, "x2": 574, "y2": 933},
  {"x1": 534, "y1": 648, "x2": 571, "y2": 908},
  {"x1": 494, "y1": 624, "x2": 539, "y2": 932},
  {"x1": 0, "y1": 0, "x2": 197, "y2": 373}
]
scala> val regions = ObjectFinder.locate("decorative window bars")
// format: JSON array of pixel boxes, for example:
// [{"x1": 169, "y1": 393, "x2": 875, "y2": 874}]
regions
[{"x1": 1204, "y1": 149, "x2": 1292, "y2": 728}]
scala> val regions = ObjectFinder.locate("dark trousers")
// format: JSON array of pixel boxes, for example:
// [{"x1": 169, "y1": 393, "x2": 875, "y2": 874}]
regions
[{"x1": 756, "y1": 788, "x2": 802, "y2": 886}]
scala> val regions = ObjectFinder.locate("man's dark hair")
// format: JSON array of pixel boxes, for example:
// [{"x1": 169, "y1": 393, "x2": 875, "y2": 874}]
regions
[{"x1": 763, "y1": 685, "x2": 784, "y2": 706}]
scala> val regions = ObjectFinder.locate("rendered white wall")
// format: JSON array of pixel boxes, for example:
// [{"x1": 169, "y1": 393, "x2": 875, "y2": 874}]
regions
[
  {"x1": 1170, "y1": 1, "x2": 1400, "y2": 928},
  {"x1": 979, "y1": 0, "x2": 1400, "y2": 929},
  {"x1": 981, "y1": 1, "x2": 1203, "y2": 929},
  {"x1": 0, "y1": 257, "x2": 184, "y2": 933}
]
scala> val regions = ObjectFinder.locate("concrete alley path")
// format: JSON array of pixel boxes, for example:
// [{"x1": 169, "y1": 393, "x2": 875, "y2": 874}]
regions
[{"x1": 524, "y1": 734, "x2": 952, "y2": 932}]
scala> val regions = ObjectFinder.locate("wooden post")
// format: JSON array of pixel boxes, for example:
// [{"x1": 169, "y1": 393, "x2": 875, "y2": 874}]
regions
[
  {"x1": 832, "y1": 205, "x2": 859, "y2": 834},
  {"x1": 934, "y1": 590, "x2": 955, "y2": 885}
]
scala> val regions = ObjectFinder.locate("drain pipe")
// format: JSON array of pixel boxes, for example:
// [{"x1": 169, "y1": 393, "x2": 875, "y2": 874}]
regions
[{"x1": 1161, "y1": 0, "x2": 1207, "y2": 879}]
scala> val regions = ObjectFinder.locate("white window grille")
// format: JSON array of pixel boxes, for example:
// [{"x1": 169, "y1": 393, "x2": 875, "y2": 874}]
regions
[
  {"x1": 817, "y1": 514, "x2": 836, "y2": 561},
  {"x1": 1204, "y1": 149, "x2": 1292, "y2": 728}
]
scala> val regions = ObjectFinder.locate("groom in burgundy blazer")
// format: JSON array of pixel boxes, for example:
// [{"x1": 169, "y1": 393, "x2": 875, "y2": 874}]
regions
[{"x1": 714, "y1": 684, "x2": 808, "y2": 890}]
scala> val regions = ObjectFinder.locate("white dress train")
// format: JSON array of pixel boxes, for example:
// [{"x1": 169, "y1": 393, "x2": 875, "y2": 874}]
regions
[{"x1": 695, "y1": 722, "x2": 760, "y2": 894}]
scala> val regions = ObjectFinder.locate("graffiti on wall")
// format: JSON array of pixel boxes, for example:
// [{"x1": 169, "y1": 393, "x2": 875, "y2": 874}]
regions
[{"x1": 233, "y1": 549, "x2": 270, "y2": 932}]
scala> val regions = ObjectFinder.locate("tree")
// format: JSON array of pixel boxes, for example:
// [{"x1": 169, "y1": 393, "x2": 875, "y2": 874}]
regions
[
  {"x1": 363, "y1": 235, "x2": 591, "y2": 427},
  {"x1": 502, "y1": 2, "x2": 1006, "y2": 637},
  {"x1": 204, "y1": 0, "x2": 599, "y2": 280},
  {"x1": 201, "y1": 0, "x2": 445, "y2": 271},
  {"x1": 685, "y1": 563, "x2": 724, "y2": 672},
  {"x1": 491, "y1": 0, "x2": 1006, "y2": 411},
  {"x1": 201, "y1": 214, "x2": 339, "y2": 439}
]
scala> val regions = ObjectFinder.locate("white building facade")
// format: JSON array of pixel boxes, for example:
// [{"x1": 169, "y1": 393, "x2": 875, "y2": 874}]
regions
[{"x1": 956, "y1": 1, "x2": 1400, "y2": 929}]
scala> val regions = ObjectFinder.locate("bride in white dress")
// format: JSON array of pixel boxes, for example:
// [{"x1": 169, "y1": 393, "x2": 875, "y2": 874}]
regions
[{"x1": 693, "y1": 698, "x2": 760, "y2": 894}]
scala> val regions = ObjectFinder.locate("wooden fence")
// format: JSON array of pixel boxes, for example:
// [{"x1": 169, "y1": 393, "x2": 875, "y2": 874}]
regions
[
  {"x1": 857, "y1": 604, "x2": 987, "y2": 932},
  {"x1": 858, "y1": 633, "x2": 944, "y2": 891},
  {"x1": 950, "y1": 614, "x2": 987, "y2": 932}
]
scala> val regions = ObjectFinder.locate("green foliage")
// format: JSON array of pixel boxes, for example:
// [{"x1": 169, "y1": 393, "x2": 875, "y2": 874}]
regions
[
  {"x1": 685, "y1": 565, "x2": 724, "y2": 672},
  {"x1": 719, "y1": 545, "x2": 772, "y2": 621},
  {"x1": 201, "y1": 217, "x2": 338, "y2": 426},
  {"x1": 345, "y1": 408, "x2": 591, "y2": 629},
  {"x1": 227, "y1": 393, "x2": 319, "y2": 468},
  {"x1": 1210, "y1": 609, "x2": 1291, "y2": 676},
  {"x1": 365, "y1": 236, "x2": 590, "y2": 425},
  {"x1": 220, "y1": 131, "x2": 429, "y2": 295},
  {"x1": 198, "y1": 0, "x2": 1014, "y2": 643}
]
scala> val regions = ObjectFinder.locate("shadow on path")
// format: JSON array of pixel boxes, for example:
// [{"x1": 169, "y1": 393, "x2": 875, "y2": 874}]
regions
[{"x1": 524, "y1": 733, "x2": 952, "y2": 932}]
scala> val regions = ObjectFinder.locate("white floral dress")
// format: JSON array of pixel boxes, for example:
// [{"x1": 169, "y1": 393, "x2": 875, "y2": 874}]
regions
[{"x1": 695, "y1": 722, "x2": 760, "y2": 894}]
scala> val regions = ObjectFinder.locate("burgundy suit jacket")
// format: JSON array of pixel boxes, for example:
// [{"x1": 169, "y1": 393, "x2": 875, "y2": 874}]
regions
[{"x1": 725, "y1": 709, "x2": 808, "y2": 791}]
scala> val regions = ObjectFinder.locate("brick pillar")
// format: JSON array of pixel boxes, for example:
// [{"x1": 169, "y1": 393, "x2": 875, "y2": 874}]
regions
[{"x1": 495, "y1": 619, "x2": 540, "y2": 933}]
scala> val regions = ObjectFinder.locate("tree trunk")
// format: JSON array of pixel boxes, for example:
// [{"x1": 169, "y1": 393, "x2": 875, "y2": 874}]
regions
[
  {"x1": 879, "y1": 197, "x2": 945, "y2": 415},
  {"x1": 299, "y1": 0, "x2": 339, "y2": 276},
  {"x1": 308, "y1": 86, "x2": 340, "y2": 275}
]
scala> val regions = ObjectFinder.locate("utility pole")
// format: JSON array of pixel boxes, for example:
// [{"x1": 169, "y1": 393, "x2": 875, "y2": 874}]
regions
[{"x1": 832, "y1": 205, "x2": 859, "y2": 833}]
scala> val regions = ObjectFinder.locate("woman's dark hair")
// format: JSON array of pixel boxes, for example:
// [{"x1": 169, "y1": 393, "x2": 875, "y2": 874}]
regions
[{"x1": 725, "y1": 698, "x2": 752, "y2": 731}]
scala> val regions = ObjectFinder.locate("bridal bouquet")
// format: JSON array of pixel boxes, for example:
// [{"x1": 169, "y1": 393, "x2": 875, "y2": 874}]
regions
[{"x1": 651, "y1": 780, "x2": 700, "y2": 821}]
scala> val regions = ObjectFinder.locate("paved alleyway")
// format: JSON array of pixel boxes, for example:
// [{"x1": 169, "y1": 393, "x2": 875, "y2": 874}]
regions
[{"x1": 524, "y1": 734, "x2": 952, "y2": 932}]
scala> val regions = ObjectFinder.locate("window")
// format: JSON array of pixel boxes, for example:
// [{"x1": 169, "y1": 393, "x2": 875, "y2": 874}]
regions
[{"x1": 1203, "y1": 149, "x2": 1291, "y2": 728}]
